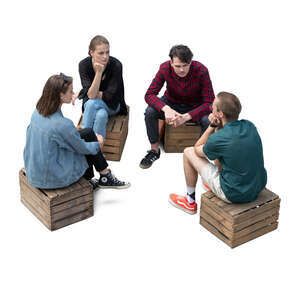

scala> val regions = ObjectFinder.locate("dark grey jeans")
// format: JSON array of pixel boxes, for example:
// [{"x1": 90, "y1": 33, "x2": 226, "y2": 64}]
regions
[{"x1": 144, "y1": 97, "x2": 210, "y2": 144}]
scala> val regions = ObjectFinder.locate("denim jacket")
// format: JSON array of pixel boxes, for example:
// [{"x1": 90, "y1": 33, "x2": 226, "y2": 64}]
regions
[{"x1": 24, "y1": 109, "x2": 100, "y2": 189}]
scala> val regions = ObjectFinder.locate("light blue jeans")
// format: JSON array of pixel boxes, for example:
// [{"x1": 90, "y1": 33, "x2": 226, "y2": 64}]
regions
[{"x1": 82, "y1": 99, "x2": 120, "y2": 138}]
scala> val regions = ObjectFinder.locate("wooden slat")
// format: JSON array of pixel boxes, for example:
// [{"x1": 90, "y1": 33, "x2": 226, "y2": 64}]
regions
[
  {"x1": 52, "y1": 206, "x2": 94, "y2": 230},
  {"x1": 200, "y1": 217, "x2": 232, "y2": 247},
  {"x1": 112, "y1": 118, "x2": 123, "y2": 132},
  {"x1": 104, "y1": 153, "x2": 121, "y2": 161},
  {"x1": 77, "y1": 177, "x2": 93, "y2": 189},
  {"x1": 52, "y1": 201, "x2": 93, "y2": 222},
  {"x1": 50, "y1": 186, "x2": 92, "y2": 206},
  {"x1": 20, "y1": 185, "x2": 50, "y2": 216},
  {"x1": 232, "y1": 206, "x2": 280, "y2": 231},
  {"x1": 19, "y1": 172, "x2": 51, "y2": 207},
  {"x1": 166, "y1": 138, "x2": 199, "y2": 146},
  {"x1": 223, "y1": 189, "x2": 279, "y2": 216},
  {"x1": 201, "y1": 210, "x2": 278, "y2": 240},
  {"x1": 103, "y1": 145, "x2": 120, "y2": 154},
  {"x1": 19, "y1": 169, "x2": 94, "y2": 231},
  {"x1": 201, "y1": 191, "x2": 280, "y2": 224},
  {"x1": 231, "y1": 222, "x2": 278, "y2": 248},
  {"x1": 106, "y1": 131, "x2": 121, "y2": 140},
  {"x1": 165, "y1": 123, "x2": 201, "y2": 134},
  {"x1": 200, "y1": 216, "x2": 278, "y2": 248},
  {"x1": 164, "y1": 145, "x2": 187, "y2": 153},
  {"x1": 200, "y1": 203, "x2": 234, "y2": 231},
  {"x1": 165, "y1": 133, "x2": 200, "y2": 139},
  {"x1": 233, "y1": 214, "x2": 279, "y2": 240},
  {"x1": 104, "y1": 139, "x2": 121, "y2": 147},
  {"x1": 201, "y1": 202, "x2": 280, "y2": 232},
  {"x1": 201, "y1": 194, "x2": 234, "y2": 222},
  {"x1": 106, "y1": 119, "x2": 115, "y2": 132},
  {"x1": 200, "y1": 210, "x2": 233, "y2": 239},
  {"x1": 233, "y1": 198, "x2": 280, "y2": 223},
  {"x1": 51, "y1": 193, "x2": 93, "y2": 214}
]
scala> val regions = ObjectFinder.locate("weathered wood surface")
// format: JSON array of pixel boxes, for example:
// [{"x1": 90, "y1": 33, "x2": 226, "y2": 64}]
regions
[
  {"x1": 19, "y1": 169, "x2": 94, "y2": 231},
  {"x1": 163, "y1": 123, "x2": 201, "y2": 153},
  {"x1": 200, "y1": 188, "x2": 280, "y2": 248},
  {"x1": 77, "y1": 106, "x2": 129, "y2": 161}
]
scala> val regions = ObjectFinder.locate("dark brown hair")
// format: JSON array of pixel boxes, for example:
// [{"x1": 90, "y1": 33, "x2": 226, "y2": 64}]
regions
[
  {"x1": 88, "y1": 35, "x2": 110, "y2": 55},
  {"x1": 216, "y1": 92, "x2": 242, "y2": 121},
  {"x1": 169, "y1": 45, "x2": 193, "y2": 63},
  {"x1": 36, "y1": 74, "x2": 72, "y2": 117}
]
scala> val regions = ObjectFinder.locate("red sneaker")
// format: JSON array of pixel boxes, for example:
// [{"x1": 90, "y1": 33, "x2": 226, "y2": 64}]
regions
[{"x1": 169, "y1": 193, "x2": 197, "y2": 215}]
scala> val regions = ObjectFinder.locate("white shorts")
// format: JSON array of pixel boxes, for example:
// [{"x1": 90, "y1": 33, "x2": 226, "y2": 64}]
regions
[{"x1": 201, "y1": 163, "x2": 231, "y2": 203}]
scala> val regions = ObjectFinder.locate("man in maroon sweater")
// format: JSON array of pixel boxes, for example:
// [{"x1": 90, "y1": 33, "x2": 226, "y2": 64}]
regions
[{"x1": 140, "y1": 45, "x2": 215, "y2": 169}]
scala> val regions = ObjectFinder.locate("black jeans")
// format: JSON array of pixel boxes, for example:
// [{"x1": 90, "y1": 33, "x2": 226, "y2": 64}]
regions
[
  {"x1": 79, "y1": 128, "x2": 108, "y2": 180},
  {"x1": 144, "y1": 97, "x2": 210, "y2": 144}
]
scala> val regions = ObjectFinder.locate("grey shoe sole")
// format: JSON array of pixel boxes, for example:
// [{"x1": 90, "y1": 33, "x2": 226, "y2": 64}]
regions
[{"x1": 98, "y1": 182, "x2": 131, "y2": 189}]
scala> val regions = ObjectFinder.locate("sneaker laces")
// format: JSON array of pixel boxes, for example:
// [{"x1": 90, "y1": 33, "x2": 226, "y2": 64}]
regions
[
  {"x1": 107, "y1": 171, "x2": 124, "y2": 185},
  {"x1": 144, "y1": 150, "x2": 159, "y2": 162}
]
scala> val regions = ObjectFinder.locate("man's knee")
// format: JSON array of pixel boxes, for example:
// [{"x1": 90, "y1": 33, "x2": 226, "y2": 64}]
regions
[
  {"x1": 145, "y1": 106, "x2": 159, "y2": 120},
  {"x1": 183, "y1": 146, "x2": 195, "y2": 158}
]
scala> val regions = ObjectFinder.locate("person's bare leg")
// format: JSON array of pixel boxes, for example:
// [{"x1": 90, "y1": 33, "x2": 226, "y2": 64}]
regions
[
  {"x1": 151, "y1": 142, "x2": 159, "y2": 152},
  {"x1": 183, "y1": 147, "x2": 209, "y2": 187}
]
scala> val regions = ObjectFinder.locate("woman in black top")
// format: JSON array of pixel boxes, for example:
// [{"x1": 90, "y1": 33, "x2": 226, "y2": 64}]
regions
[{"x1": 78, "y1": 35, "x2": 128, "y2": 147}]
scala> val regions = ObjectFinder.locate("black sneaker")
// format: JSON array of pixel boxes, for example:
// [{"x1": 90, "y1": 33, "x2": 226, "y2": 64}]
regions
[
  {"x1": 89, "y1": 178, "x2": 100, "y2": 190},
  {"x1": 139, "y1": 149, "x2": 160, "y2": 169},
  {"x1": 98, "y1": 170, "x2": 130, "y2": 189}
]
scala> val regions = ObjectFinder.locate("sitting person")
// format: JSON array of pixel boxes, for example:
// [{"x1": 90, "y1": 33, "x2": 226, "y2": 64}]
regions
[
  {"x1": 77, "y1": 35, "x2": 128, "y2": 148},
  {"x1": 140, "y1": 44, "x2": 215, "y2": 169},
  {"x1": 169, "y1": 92, "x2": 267, "y2": 214},
  {"x1": 24, "y1": 74, "x2": 130, "y2": 190}
]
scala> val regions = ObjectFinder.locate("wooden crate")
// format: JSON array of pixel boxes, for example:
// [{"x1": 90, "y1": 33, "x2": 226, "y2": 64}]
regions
[
  {"x1": 200, "y1": 189, "x2": 280, "y2": 248},
  {"x1": 19, "y1": 168, "x2": 94, "y2": 231},
  {"x1": 163, "y1": 122, "x2": 201, "y2": 153},
  {"x1": 77, "y1": 106, "x2": 129, "y2": 161}
]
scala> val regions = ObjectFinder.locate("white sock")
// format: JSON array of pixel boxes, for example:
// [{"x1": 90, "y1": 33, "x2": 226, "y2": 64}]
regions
[{"x1": 186, "y1": 186, "x2": 195, "y2": 204}]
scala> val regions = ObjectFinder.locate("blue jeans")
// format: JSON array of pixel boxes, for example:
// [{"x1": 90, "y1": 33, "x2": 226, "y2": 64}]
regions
[{"x1": 82, "y1": 99, "x2": 120, "y2": 138}]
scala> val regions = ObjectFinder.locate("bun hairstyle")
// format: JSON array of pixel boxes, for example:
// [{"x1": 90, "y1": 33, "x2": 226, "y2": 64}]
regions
[{"x1": 88, "y1": 35, "x2": 109, "y2": 55}]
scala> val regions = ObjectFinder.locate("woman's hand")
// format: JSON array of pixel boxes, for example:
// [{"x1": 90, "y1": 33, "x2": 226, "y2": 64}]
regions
[
  {"x1": 95, "y1": 133, "x2": 104, "y2": 149},
  {"x1": 93, "y1": 62, "x2": 105, "y2": 74},
  {"x1": 72, "y1": 90, "x2": 80, "y2": 105}
]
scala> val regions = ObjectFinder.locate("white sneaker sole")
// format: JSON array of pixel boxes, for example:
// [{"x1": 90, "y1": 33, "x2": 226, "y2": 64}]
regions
[
  {"x1": 98, "y1": 182, "x2": 131, "y2": 190},
  {"x1": 168, "y1": 197, "x2": 197, "y2": 215}
]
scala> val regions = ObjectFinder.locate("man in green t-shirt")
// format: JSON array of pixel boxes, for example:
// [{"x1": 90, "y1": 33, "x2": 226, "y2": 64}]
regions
[{"x1": 169, "y1": 92, "x2": 267, "y2": 215}]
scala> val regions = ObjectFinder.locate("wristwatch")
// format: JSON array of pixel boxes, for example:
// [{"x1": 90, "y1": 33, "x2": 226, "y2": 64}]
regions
[{"x1": 209, "y1": 123, "x2": 218, "y2": 128}]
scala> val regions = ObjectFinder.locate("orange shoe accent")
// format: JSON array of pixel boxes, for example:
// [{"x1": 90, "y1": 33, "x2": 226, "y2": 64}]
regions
[
  {"x1": 169, "y1": 193, "x2": 197, "y2": 215},
  {"x1": 202, "y1": 181, "x2": 211, "y2": 191}
]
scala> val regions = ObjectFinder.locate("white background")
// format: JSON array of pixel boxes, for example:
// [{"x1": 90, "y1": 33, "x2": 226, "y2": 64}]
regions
[{"x1": 1, "y1": 0, "x2": 299, "y2": 299}]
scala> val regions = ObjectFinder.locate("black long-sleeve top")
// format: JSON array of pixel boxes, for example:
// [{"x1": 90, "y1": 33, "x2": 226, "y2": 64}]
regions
[{"x1": 78, "y1": 56, "x2": 128, "y2": 115}]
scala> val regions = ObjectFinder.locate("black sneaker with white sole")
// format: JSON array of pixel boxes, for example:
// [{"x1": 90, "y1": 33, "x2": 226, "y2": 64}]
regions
[
  {"x1": 139, "y1": 149, "x2": 160, "y2": 169},
  {"x1": 89, "y1": 178, "x2": 100, "y2": 190},
  {"x1": 99, "y1": 170, "x2": 130, "y2": 189}
]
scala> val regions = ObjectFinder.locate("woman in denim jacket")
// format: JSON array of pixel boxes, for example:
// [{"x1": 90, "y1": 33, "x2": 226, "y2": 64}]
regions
[{"x1": 24, "y1": 74, "x2": 130, "y2": 190}]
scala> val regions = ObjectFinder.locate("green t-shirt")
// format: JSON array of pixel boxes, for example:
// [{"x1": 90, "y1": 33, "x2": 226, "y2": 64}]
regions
[{"x1": 203, "y1": 120, "x2": 267, "y2": 203}]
